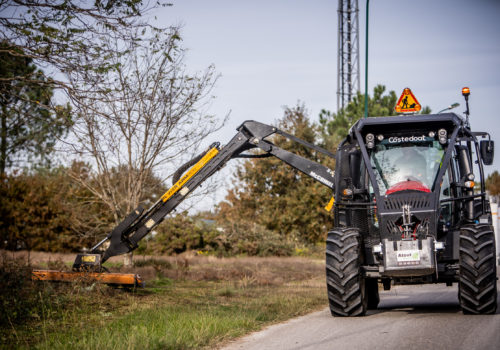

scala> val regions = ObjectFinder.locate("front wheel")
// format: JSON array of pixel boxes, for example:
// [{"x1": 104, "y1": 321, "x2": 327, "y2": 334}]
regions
[
  {"x1": 325, "y1": 227, "x2": 367, "y2": 316},
  {"x1": 458, "y1": 224, "x2": 497, "y2": 314}
]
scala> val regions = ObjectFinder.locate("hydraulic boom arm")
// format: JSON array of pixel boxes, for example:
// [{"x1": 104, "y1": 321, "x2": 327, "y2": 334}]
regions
[{"x1": 80, "y1": 120, "x2": 336, "y2": 268}]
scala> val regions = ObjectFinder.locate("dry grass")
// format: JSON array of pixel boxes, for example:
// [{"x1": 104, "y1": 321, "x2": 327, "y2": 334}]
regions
[
  {"x1": 1, "y1": 249, "x2": 132, "y2": 267},
  {"x1": 128, "y1": 255, "x2": 325, "y2": 286},
  {"x1": 5, "y1": 250, "x2": 325, "y2": 286}
]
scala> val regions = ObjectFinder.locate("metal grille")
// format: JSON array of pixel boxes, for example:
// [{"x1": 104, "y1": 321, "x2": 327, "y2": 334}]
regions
[
  {"x1": 335, "y1": 205, "x2": 380, "y2": 247},
  {"x1": 384, "y1": 193, "x2": 431, "y2": 210}
]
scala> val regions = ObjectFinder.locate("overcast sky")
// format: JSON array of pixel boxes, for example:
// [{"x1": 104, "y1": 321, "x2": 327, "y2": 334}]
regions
[{"x1": 155, "y1": 0, "x2": 500, "y2": 208}]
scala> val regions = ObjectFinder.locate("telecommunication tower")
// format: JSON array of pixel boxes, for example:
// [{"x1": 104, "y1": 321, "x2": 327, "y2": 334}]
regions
[{"x1": 337, "y1": 0, "x2": 360, "y2": 112}]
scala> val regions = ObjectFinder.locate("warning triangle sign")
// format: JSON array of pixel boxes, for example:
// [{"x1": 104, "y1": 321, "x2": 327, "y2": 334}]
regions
[{"x1": 395, "y1": 88, "x2": 421, "y2": 113}]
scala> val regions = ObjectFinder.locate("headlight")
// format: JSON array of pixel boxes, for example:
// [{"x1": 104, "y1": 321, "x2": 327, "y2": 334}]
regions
[
  {"x1": 366, "y1": 133, "x2": 375, "y2": 149},
  {"x1": 438, "y1": 128, "x2": 447, "y2": 144}
]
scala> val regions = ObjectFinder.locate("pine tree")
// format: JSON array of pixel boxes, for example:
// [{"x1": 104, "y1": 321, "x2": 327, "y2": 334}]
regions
[
  {"x1": 486, "y1": 171, "x2": 500, "y2": 196},
  {"x1": 217, "y1": 104, "x2": 334, "y2": 243},
  {"x1": 0, "y1": 43, "x2": 71, "y2": 175}
]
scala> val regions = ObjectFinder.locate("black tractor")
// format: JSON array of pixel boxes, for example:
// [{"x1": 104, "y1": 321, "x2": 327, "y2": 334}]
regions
[{"x1": 327, "y1": 110, "x2": 497, "y2": 316}]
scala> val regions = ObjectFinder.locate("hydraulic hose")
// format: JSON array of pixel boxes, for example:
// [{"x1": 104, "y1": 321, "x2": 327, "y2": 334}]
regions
[{"x1": 172, "y1": 143, "x2": 220, "y2": 185}]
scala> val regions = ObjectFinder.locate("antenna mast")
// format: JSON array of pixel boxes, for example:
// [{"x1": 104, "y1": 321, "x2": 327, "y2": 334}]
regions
[{"x1": 337, "y1": 0, "x2": 360, "y2": 112}]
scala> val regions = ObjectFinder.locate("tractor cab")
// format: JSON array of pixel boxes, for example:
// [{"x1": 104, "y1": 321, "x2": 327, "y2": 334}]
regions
[
  {"x1": 336, "y1": 114, "x2": 458, "y2": 234},
  {"x1": 354, "y1": 112, "x2": 492, "y2": 232},
  {"x1": 333, "y1": 111, "x2": 494, "y2": 278}
]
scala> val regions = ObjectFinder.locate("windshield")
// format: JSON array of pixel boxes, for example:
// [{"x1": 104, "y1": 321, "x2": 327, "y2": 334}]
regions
[{"x1": 370, "y1": 137, "x2": 445, "y2": 195}]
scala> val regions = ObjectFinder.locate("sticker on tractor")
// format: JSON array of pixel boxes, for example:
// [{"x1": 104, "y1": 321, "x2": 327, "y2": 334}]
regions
[
  {"x1": 82, "y1": 255, "x2": 96, "y2": 263},
  {"x1": 396, "y1": 250, "x2": 421, "y2": 266},
  {"x1": 388, "y1": 135, "x2": 426, "y2": 143},
  {"x1": 395, "y1": 88, "x2": 421, "y2": 113}
]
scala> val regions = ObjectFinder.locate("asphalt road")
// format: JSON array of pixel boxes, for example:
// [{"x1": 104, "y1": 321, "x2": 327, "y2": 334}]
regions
[{"x1": 222, "y1": 275, "x2": 500, "y2": 350}]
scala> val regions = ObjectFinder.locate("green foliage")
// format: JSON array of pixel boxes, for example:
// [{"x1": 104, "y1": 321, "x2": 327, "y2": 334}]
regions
[
  {"x1": 420, "y1": 105, "x2": 432, "y2": 114},
  {"x1": 319, "y1": 85, "x2": 398, "y2": 147},
  {"x1": 0, "y1": 165, "x2": 112, "y2": 252},
  {"x1": 0, "y1": 1, "x2": 167, "y2": 82},
  {"x1": 138, "y1": 212, "x2": 295, "y2": 257},
  {"x1": 0, "y1": 3, "x2": 170, "y2": 178},
  {"x1": 0, "y1": 159, "x2": 172, "y2": 252},
  {"x1": 486, "y1": 170, "x2": 500, "y2": 196},
  {"x1": 0, "y1": 42, "x2": 72, "y2": 175},
  {"x1": 217, "y1": 104, "x2": 334, "y2": 243},
  {"x1": 0, "y1": 255, "x2": 67, "y2": 328},
  {"x1": 209, "y1": 221, "x2": 295, "y2": 257},
  {"x1": 141, "y1": 213, "x2": 212, "y2": 255}
]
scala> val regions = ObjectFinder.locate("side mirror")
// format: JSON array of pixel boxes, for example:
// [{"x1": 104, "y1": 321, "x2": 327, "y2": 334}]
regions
[{"x1": 480, "y1": 140, "x2": 494, "y2": 165}]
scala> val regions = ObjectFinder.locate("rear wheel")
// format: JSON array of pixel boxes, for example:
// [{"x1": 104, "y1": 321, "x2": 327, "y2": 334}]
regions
[
  {"x1": 458, "y1": 224, "x2": 497, "y2": 314},
  {"x1": 325, "y1": 227, "x2": 367, "y2": 316}
]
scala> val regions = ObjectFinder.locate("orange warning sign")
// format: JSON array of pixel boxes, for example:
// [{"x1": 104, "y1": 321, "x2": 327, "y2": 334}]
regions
[{"x1": 395, "y1": 88, "x2": 421, "y2": 113}]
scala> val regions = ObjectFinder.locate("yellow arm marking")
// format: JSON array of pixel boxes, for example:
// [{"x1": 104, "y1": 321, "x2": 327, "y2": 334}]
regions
[
  {"x1": 161, "y1": 147, "x2": 219, "y2": 202},
  {"x1": 325, "y1": 196, "x2": 335, "y2": 211}
]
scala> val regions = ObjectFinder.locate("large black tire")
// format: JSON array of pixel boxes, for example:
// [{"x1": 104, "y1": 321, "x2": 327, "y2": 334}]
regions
[
  {"x1": 366, "y1": 278, "x2": 380, "y2": 310},
  {"x1": 325, "y1": 227, "x2": 367, "y2": 316},
  {"x1": 458, "y1": 224, "x2": 497, "y2": 314}
]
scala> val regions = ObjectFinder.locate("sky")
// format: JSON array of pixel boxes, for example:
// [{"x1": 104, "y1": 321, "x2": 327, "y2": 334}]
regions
[{"x1": 153, "y1": 0, "x2": 500, "y2": 209}]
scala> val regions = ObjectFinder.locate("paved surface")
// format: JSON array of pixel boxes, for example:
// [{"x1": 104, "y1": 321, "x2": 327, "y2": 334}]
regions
[{"x1": 222, "y1": 276, "x2": 500, "y2": 350}]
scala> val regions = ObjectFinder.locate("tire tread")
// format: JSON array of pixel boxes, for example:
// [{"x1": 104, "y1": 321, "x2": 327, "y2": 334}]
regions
[
  {"x1": 458, "y1": 224, "x2": 497, "y2": 315},
  {"x1": 326, "y1": 227, "x2": 367, "y2": 317}
]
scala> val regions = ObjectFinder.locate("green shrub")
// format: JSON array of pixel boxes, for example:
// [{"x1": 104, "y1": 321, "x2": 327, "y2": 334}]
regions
[
  {"x1": 0, "y1": 166, "x2": 112, "y2": 253},
  {"x1": 140, "y1": 213, "x2": 213, "y2": 255},
  {"x1": 209, "y1": 220, "x2": 294, "y2": 257},
  {"x1": 0, "y1": 254, "x2": 64, "y2": 327},
  {"x1": 137, "y1": 213, "x2": 295, "y2": 257}
]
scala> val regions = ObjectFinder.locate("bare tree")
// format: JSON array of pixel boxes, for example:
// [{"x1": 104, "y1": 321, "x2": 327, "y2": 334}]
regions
[
  {"x1": 0, "y1": 1, "x2": 166, "y2": 94},
  {"x1": 0, "y1": 0, "x2": 169, "y2": 172},
  {"x1": 65, "y1": 27, "x2": 226, "y2": 263}
]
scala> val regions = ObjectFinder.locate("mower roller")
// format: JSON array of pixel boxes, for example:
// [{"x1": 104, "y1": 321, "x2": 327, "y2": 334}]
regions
[{"x1": 32, "y1": 270, "x2": 144, "y2": 288}]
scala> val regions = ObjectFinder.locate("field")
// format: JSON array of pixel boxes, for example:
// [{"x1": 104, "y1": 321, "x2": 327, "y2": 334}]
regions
[{"x1": 0, "y1": 251, "x2": 327, "y2": 349}]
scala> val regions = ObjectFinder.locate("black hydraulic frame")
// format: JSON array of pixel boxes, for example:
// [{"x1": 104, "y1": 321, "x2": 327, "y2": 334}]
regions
[{"x1": 91, "y1": 120, "x2": 336, "y2": 263}]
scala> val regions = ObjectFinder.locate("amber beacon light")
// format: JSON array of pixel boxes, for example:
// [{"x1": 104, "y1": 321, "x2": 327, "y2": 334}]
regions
[{"x1": 462, "y1": 87, "x2": 471, "y2": 124}]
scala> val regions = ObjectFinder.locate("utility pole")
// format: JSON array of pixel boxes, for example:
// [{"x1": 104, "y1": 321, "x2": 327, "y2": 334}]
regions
[
  {"x1": 337, "y1": 0, "x2": 360, "y2": 113},
  {"x1": 364, "y1": 0, "x2": 369, "y2": 118}
]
